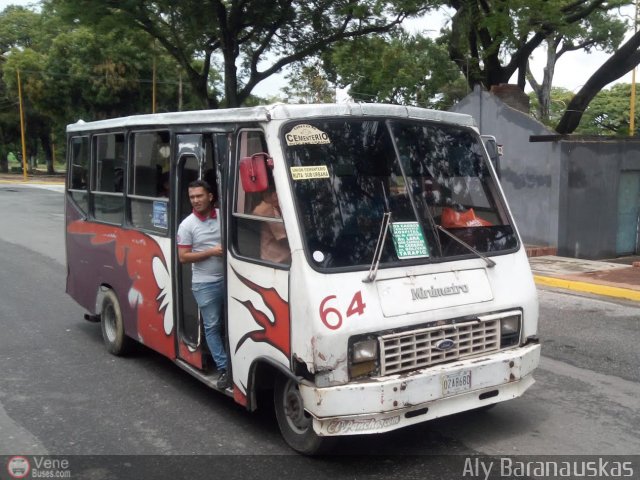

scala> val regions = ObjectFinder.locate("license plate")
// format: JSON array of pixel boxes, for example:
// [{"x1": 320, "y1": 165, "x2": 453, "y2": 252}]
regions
[{"x1": 442, "y1": 370, "x2": 472, "y2": 396}]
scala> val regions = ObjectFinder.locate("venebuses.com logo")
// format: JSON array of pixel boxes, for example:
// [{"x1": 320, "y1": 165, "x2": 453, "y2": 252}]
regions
[
  {"x1": 6, "y1": 456, "x2": 30, "y2": 479},
  {"x1": 5, "y1": 455, "x2": 71, "y2": 479}
]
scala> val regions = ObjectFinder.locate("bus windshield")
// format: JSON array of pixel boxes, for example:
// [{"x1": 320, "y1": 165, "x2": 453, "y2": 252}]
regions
[{"x1": 283, "y1": 119, "x2": 517, "y2": 270}]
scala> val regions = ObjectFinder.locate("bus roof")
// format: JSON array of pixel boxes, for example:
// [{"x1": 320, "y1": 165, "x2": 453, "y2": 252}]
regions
[{"x1": 66, "y1": 103, "x2": 476, "y2": 133}]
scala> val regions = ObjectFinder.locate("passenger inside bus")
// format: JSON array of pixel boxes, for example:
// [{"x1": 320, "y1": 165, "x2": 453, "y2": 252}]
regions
[{"x1": 252, "y1": 187, "x2": 290, "y2": 264}]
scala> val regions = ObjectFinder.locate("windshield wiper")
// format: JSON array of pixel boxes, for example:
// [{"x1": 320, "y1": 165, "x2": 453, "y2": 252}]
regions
[
  {"x1": 436, "y1": 225, "x2": 496, "y2": 268},
  {"x1": 363, "y1": 181, "x2": 393, "y2": 283},
  {"x1": 363, "y1": 211, "x2": 392, "y2": 283}
]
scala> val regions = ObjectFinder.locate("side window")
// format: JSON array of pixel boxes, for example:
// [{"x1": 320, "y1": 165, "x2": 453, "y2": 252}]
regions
[
  {"x1": 232, "y1": 130, "x2": 291, "y2": 266},
  {"x1": 92, "y1": 133, "x2": 125, "y2": 224},
  {"x1": 68, "y1": 136, "x2": 89, "y2": 214},
  {"x1": 129, "y1": 131, "x2": 171, "y2": 234}
]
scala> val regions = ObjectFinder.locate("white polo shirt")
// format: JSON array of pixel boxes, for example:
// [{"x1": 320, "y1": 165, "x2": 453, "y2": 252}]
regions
[{"x1": 177, "y1": 209, "x2": 224, "y2": 283}]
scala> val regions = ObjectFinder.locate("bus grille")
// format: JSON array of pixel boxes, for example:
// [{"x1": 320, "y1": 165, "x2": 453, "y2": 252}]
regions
[{"x1": 379, "y1": 319, "x2": 500, "y2": 375}]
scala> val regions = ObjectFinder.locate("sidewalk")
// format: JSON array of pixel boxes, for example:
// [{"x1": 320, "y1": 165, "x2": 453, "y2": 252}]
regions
[
  {"x1": 0, "y1": 171, "x2": 65, "y2": 184},
  {"x1": 529, "y1": 255, "x2": 640, "y2": 302}
]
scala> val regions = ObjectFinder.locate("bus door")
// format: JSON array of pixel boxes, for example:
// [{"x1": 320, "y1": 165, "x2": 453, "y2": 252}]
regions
[
  {"x1": 174, "y1": 133, "x2": 228, "y2": 371},
  {"x1": 226, "y1": 129, "x2": 292, "y2": 397},
  {"x1": 174, "y1": 134, "x2": 206, "y2": 368}
]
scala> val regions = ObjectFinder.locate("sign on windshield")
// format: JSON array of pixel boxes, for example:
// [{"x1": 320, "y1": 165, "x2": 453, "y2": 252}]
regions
[{"x1": 391, "y1": 222, "x2": 430, "y2": 259}]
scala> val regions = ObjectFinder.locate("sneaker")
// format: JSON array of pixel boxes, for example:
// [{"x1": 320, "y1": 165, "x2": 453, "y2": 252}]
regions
[{"x1": 217, "y1": 370, "x2": 231, "y2": 389}]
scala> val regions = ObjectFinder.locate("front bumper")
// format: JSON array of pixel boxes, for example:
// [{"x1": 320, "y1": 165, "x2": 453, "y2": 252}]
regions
[{"x1": 299, "y1": 342, "x2": 540, "y2": 437}]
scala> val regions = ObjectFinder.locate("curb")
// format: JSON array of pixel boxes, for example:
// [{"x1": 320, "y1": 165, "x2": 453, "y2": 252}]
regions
[{"x1": 534, "y1": 275, "x2": 640, "y2": 302}]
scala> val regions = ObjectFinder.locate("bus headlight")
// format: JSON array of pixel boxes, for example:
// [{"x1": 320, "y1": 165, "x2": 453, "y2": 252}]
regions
[
  {"x1": 350, "y1": 338, "x2": 378, "y2": 378},
  {"x1": 353, "y1": 338, "x2": 378, "y2": 363},
  {"x1": 500, "y1": 314, "x2": 521, "y2": 348}
]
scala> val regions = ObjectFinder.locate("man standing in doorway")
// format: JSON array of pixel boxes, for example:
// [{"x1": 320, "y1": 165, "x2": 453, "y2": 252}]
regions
[{"x1": 177, "y1": 179, "x2": 230, "y2": 389}]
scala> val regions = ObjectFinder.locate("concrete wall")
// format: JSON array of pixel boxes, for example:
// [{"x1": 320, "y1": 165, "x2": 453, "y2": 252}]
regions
[
  {"x1": 451, "y1": 87, "x2": 561, "y2": 248},
  {"x1": 559, "y1": 140, "x2": 640, "y2": 259}
]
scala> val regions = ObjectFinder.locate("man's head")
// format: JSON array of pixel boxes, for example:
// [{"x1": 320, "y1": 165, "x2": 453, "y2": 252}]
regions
[{"x1": 188, "y1": 179, "x2": 214, "y2": 215}]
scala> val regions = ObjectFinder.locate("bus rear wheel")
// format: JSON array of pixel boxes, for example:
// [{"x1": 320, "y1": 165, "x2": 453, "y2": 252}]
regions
[
  {"x1": 273, "y1": 376, "x2": 333, "y2": 455},
  {"x1": 100, "y1": 289, "x2": 133, "y2": 356}
]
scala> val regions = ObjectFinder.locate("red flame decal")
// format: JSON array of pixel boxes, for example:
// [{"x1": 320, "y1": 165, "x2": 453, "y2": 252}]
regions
[
  {"x1": 67, "y1": 221, "x2": 174, "y2": 358},
  {"x1": 232, "y1": 268, "x2": 290, "y2": 358}
]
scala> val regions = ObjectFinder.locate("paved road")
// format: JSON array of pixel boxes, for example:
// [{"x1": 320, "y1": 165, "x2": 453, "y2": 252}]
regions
[{"x1": 0, "y1": 185, "x2": 638, "y2": 478}]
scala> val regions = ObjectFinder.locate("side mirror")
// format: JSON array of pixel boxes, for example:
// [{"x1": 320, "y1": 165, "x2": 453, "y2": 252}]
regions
[
  {"x1": 481, "y1": 135, "x2": 501, "y2": 179},
  {"x1": 239, "y1": 152, "x2": 272, "y2": 192}
]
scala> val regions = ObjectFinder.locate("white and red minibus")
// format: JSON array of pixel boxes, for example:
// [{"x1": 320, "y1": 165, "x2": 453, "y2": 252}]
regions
[{"x1": 65, "y1": 103, "x2": 540, "y2": 454}]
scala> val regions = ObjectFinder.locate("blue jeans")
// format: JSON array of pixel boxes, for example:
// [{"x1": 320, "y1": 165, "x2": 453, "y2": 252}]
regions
[{"x1": 192, "y1": 280, "x2": 227, "y2": 371}]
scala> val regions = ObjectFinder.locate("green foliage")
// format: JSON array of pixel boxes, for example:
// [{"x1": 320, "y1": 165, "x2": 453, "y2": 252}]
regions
[
  {"x1": 321, "y1": 32, "x2": 466, "y2": 109},
  {"x1": 444, "y1": 0, "x2": 633, "y2": 89},
  {"x1": 282, "y1": 64, "x2": 335, "y2": 104},
  {"x1": 530, "y1": 83, "x2": 640, "y2": 136},
  {"x1": 0, "y1": 3, "x2": 201, "y2": 170},
  {"x1": 50, "y1": 0, "x2": 432, "y2": 108},
  {"x1": 529, "y1": 87, "x2": 575, "y2": 127},
  {"x1": 0, "y1": 5, "x2": 40, "y2": 51},
  {"x1": 577, "y1": 83, "x2": 640, "y2": 135}
]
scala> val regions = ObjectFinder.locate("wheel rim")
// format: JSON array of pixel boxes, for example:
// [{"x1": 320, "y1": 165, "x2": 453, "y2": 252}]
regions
[
  {"x1": 281, "y1": 379, "x2": 312, "y2": 434},
  {"x1": 103, "y1": 302, "x2": 117, "y2": 343}
]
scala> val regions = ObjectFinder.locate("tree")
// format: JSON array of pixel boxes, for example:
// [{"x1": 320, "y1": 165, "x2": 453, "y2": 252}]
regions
[
  {"x1": 0, "y1": 3, "x2": 202, "y2": 172},
  {"x1": 0, "y1": 6, "x2": 53, "y2": 172},
  {"x1": 282, "y1": 63, "x2": 335, "y2": 104},
  {"x1": 555, "y1": 29, "x2": 640, "y2": 133},
  {"x1": 444, "y1": 0, "x2": 630, "y2": 91},
  {"x1": 574, "y1": 83, "x2": 638, "y2": 135},
  {"x1": 50, "y1": 0, "x2": 433, "y2": 108},
  {"x1": 527, "y1": 9, "x2": 627, "y2": 123},
  {"x1": 441, "y1": 0, "x2": 638, "y2": 132},
  {"x1": 28, "y1": 25, "x2": 192, "y2": 121},
  {"x1": 320, "y1": 32, "x2": 466, "y2": 108},
  {"x1": 529, "y1": 86, "x2": 574, "y2": 128}
]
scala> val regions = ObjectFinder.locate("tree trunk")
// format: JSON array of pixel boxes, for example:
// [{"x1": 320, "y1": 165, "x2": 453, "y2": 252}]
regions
[
  {"x1": 224, "y1": 60, "x2": 239, "y2": 107},
  {"x1": 0, "y1": 134, "x2": 7, "y2": 173},
  {"x1": 40, "y1": 132, "x2": 54, "y2": 174},
  {"x1": 539, "y1": 36, "x2": 561, "y2": 122},
  {"x1": 556, "y1": 30, "x2": 640, "y2": 134}
]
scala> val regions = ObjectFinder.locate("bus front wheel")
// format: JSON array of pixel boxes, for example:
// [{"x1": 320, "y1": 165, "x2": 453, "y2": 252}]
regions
[
  {"x1": 100, "y1": 289, "x2": 133, "y2": 356},
  {"x1": 273, "y1": 376, "x2": 333, "y2": 455}
]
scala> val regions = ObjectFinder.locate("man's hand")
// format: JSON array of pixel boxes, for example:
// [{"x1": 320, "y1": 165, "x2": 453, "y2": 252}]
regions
[{"x1": 178, "y1": 244, "x2": 223, "y2": 263}]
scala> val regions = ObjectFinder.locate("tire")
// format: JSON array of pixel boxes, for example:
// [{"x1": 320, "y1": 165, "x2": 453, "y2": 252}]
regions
[
  {"x1": 100, "y1": 289, "x2": 133, "y2": 356},
  {"x1": 273, "y1": 375, "x2": 334, "y2": 455}
]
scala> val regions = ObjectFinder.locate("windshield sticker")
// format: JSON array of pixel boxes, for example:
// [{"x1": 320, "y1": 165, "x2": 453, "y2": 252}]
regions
[
  {"x1": 290, "y1": 165, "x2": 330, "y2": 180},
  {"x1": 391, "y1": 222, "x2": 429, "y2": 259},
  {"x1": 285, "y1": 124, "x2": 331, "y2": 146},
  {"x1": 152, "y1": 201, "x2": 168, "y2": 229}
]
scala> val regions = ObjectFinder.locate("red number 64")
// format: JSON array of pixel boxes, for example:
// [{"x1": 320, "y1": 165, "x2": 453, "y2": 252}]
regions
[{"x1": 319, "y1": 292, "x2": 366, "y2": 330}]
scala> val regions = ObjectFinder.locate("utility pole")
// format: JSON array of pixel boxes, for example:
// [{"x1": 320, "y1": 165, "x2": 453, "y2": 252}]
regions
[{"x1": 630, "y1": 0, "x2": 639, "y2": 136}]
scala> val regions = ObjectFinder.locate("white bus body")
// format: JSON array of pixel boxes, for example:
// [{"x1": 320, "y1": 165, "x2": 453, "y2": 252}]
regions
[{"x1": 66, "y1": 103, "x2": 540, "y2": 454}]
